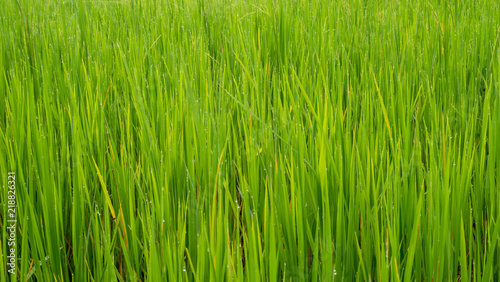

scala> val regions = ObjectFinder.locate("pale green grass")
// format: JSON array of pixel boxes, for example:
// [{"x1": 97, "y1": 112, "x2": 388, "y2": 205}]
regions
[{"x1": 1, "y1": 0, "x2": 500, "y2": 280}]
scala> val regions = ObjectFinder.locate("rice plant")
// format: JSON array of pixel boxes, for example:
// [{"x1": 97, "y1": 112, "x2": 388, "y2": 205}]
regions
[{"x1": 1, "y1": 0, "x2": 500, "y2": 280}]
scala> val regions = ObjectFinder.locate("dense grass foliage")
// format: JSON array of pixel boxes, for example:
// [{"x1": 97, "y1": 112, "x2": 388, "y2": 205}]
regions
[{"x1": 1, "y1": 0, "x2": 500, "y2": 280}]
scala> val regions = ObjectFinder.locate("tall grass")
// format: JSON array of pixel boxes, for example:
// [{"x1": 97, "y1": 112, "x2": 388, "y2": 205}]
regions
[{"x1": 1, "y1": 0, "x2": 499, "y2": 280}]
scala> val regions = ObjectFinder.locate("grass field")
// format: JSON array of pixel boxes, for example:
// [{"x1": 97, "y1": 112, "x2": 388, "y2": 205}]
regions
[{"x1": 1, "y1": 0, "x2": 500, "y2": 280}]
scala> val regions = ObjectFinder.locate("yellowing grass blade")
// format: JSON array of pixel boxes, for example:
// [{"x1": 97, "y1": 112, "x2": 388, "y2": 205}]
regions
[{"x1": 92, "y1": 156, "x2": 116, "y2": 219}]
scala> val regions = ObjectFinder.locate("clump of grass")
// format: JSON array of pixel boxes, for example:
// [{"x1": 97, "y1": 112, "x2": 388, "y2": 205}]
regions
[{"x1": 1, "y1": 0, "x2": 500, "y2": 280}]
